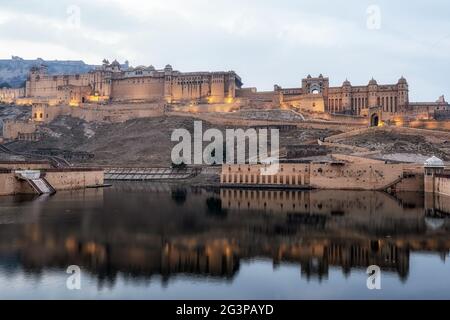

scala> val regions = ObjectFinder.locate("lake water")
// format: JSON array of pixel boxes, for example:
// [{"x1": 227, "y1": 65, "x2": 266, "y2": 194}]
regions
[{"x1": 0, "y1": 183, "x2": 449, "y2": 299}]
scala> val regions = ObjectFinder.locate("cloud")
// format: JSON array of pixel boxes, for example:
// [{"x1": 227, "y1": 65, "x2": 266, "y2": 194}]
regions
[{"x1": 0, "y1": 0, "x2": 448, "y2": 100}]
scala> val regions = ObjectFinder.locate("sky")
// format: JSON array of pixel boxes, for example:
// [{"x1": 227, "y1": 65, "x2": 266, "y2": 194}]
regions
[{"x1": 0, "y1": 0, "x2": 449, "y2": 101}]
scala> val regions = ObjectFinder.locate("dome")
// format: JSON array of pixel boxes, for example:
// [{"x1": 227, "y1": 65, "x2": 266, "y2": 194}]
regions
[
  {"x1": 368, "y1": 78, "x2": 377, "y2": 86},
  {"x1": 147, "y1": 65, "x2": 155, "y2": 71},
  {"x1": 111, "y1": 60, "x2": 120, "y2": 66},
  {"x1": 424, "y1": 156, "x2": 444, "y2": 167},
  {"x1": 398, "y1": 76, "x2": 407, "y2": 84},
  {"x1": 164, "y1": 64, "x2": 173, "y2": 71},
  {"x1": 307, "y1": 74, "x2": 312, "y2": 79},
  {"x1": 342, "y1": 79, "x2": 351, "y2": 86}
]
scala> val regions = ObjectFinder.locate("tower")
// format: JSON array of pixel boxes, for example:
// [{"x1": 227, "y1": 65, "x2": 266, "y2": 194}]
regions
[
  {"x1": 164, "y1": 64, "x2": 173, "y2": 103},
  {"x1": 424, "y1": 156, "x2": 445, "y2": 216},
  {"x1": 341, "y1": 79, "x2": 352, "y2": 113},
  {"x1": 368, "y1": 78, "x2": 378, "y2": 108},
  {"x1": 397, "y1": 76, "x2": 409, "y2": 109}
]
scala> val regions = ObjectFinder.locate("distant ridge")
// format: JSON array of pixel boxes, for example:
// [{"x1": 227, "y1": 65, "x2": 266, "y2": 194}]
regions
[{"x1": 0, "y1": 56, "x2": 98, "y2": 88}]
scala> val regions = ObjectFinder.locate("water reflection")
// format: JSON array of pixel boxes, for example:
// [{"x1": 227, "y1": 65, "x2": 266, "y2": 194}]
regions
[{"x1": 0, "y1": 184, "x2": 449, "y2": 292}]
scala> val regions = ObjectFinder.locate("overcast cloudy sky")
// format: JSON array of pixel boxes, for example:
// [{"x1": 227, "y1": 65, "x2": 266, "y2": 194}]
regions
[{"x1": 0, "y1": 0, "x2": 449, "y2": 101}]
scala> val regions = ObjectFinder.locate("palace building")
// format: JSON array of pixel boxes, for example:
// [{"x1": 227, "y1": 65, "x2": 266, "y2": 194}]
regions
[
  {"x1": 23, "y1": 60, "x2": 243, "y2": 105},
  {"x1": 0, "y1": 59, "x2": 448, "y2": 123},
  {"x1": 274, "y1": 74, "x2": 410, "y2": 116}
]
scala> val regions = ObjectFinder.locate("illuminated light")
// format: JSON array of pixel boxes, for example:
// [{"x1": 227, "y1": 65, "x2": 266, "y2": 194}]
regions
[
  {"x1": 65, "y1": 237, "x2": 77, "y2": 251},
  {"x1": 69, "y1": 100, "x2": 79, "y2": 107},
  {"x1": 393, "y1": 117, "x2": 404, "y2": 127},
  {"x1": 84, "y1": 242, "x2": 99, "y2": 254},
  {"x1": 225, "y1": 97, "x2": 234, "y2": 104},
  {"x1": 88, "y1": 95, "x2": 100, "y2": 102}
]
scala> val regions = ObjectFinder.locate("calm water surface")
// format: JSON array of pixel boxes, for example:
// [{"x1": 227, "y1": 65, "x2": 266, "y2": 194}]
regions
[{"x1": 0, "y1": 183, "x2": 449, "y2": 299}]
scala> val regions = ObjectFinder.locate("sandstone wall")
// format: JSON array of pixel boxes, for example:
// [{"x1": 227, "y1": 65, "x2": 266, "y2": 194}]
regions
[
  {"x1": 45, "y1": 169, "x2": 104, "y2": 190},
  {"x1": 394, "y1": 174, "x2": 424, "y2": 192},
  {"x1": 2, "y1": 121, "x2": 36, "y2": 139},
  {"x1": 0, "y1": 161, "x2": 52, "y2": 170},
  {"x1": 309, "y1": 163, "x2": 404, "y2": 190},
  {"x1": 32, "y1": 104, "x2": 64, "y2": 122},
  {"x1": 0, "y1": 88, "x2": 25, "y2": 103},
  {"x1": 221, "y1": 162, "x2": 412, "y2": 191},
  {"x1": 0, "y1": 172, "x2": 34, "y2": 195},
  {"x1": 433, "y1": 175, "x2": 450, "y2": 197},
  {"x1": 0, "y1": 169, "x2": 104, "y2": 195},
  {"x1": 111, "y1": 77, "x2": 165, "y2": 102},
  {"x1": 72, "y1": 103, "x2": 164, "y2": 123}
]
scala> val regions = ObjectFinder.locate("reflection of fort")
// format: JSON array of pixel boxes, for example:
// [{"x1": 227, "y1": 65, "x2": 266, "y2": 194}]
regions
[{"x1": 0, "y1": 186, "x2": 450, "y2": 286}]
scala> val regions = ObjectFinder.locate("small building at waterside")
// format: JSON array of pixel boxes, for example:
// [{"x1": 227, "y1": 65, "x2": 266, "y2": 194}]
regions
[
  {"x1": 0, "y1": 161, "x2": 104, "y2": 196},
  {"x1": 220, "y1": 156, "x2": 428, "y2": 192}
]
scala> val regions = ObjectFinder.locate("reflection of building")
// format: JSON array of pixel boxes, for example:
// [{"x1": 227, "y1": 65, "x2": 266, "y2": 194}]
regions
[
  {"x1": 1, "y1": 186, "x2": 449, "y2": 285},
  {"x1": 162, "y1": 240, "x2": 239, "y2": 278}
]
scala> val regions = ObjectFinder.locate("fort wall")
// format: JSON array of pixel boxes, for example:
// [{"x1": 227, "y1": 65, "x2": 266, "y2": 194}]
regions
[
  {"x1": 221, "y1": 162, "x2": 420, "y2": 191},
  {"x1": 0, "y1": 173, "x2": 33, "y2": 195},
  {"x1": 0, "y1": 88, "x2": 25, "y2": 103},
  {"x1": 0, "y1": 168, "x2": 104, "y2": 195},
  {"x1": 45, "y1": 169, "x2": 104, "y2": 190},
  {"x1": 23, "y1": 63, "x2": 241, "y2": 106},
  {"x1": 111, "y1": 77, "x2": 165, "y2": 102},
  {"x1": 0, "y1": 161, "x2": 52, "y2": 170},
  {"x1": 2, "y1": 120, "x2": 36, "y2": 140},
  {"x1": 31, "y1": 102, "x2": 164, "y2": 124},
  {"x1": 429, "y1": 174, "x2": 450, "y2": 197}
]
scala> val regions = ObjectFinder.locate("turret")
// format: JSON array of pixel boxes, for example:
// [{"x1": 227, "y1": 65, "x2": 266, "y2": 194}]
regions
[
  {"x1": 397, "y1": 76, "x2": 409, "y2": 107},
  {"x1": 164, "y1": 65, "x2": 173, "y2": 103},
  {"x1": 341, "y1": 79, "x2": 352, "y2": 111},
  {"x1": 368, "y1": 78, "x2": 378, "y2": 107},
  {"x1": 424, "y1": 156, "x2": 445, "y2": 193}
]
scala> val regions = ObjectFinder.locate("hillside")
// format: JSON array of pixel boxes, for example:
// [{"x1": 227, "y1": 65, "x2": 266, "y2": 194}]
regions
[{"x1": 4, "y1": 114, "x2": 338, "y2": 166}]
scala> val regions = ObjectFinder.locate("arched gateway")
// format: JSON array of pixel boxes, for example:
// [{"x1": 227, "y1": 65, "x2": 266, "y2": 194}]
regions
[
  {"x1": 370, "y1": 113, "x2": 379, "y2": 127},
  {"x1": 368, "y1": 106, "x2": 382, "y2": 127}
]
